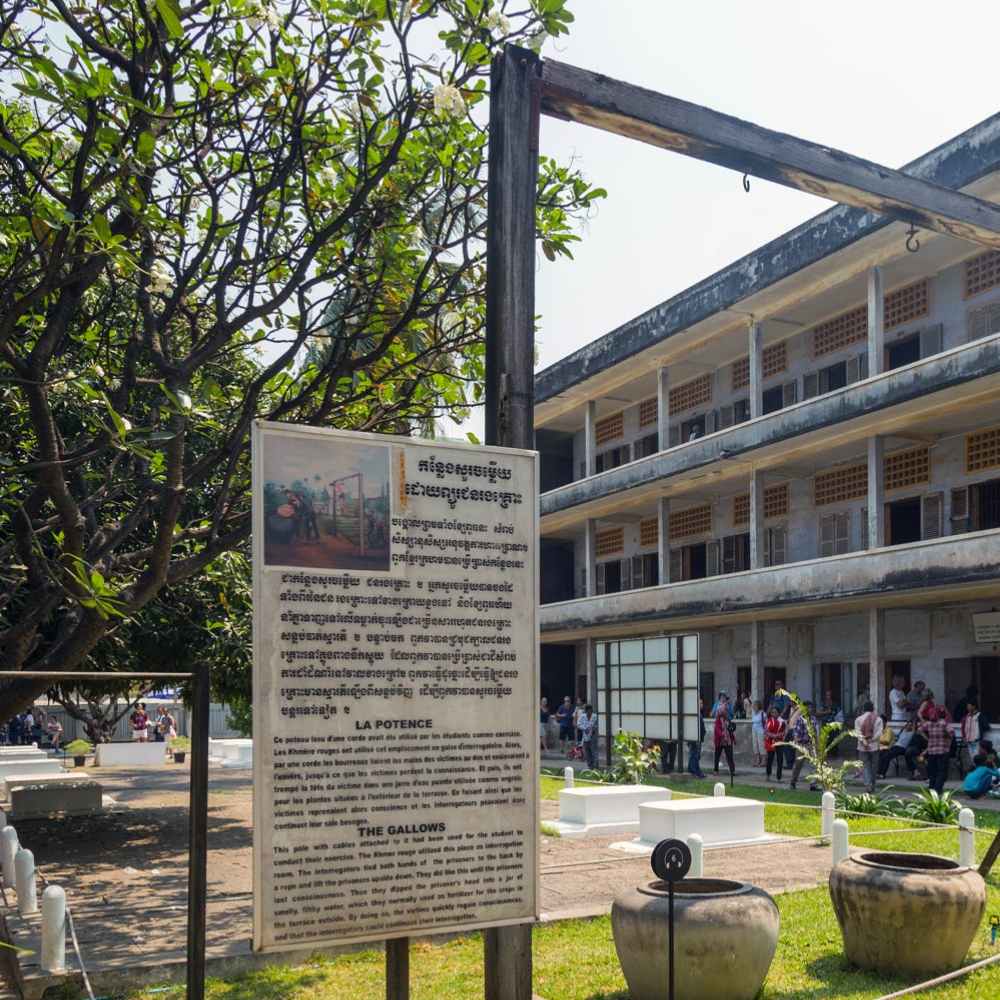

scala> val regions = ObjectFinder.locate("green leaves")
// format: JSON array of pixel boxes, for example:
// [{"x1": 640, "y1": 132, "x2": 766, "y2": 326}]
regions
[{"x1": 155, "y1": 0, "x2": 184, "y2": 38}]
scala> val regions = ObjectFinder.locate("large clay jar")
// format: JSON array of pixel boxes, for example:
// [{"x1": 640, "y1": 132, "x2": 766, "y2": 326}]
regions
[
  {"x1": 829, "y1": 852, "x2": 986, "y2": 977},
  {"x1": 611, "y1": 878, "x2": 779, "y2": 1000}
]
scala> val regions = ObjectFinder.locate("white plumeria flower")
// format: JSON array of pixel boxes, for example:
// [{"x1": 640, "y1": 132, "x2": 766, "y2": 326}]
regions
[
  {"x1": 148, "y1": 261, "x2": 173, "y2": 295},
  {"x1": 316, "y1": 165, "x2": 337, "y2": 188},
  {"x1": 432, "y1": 84, "x2": 465, "y2": 118},
  {"x1": 210, "y1": 68, "x2": 228, "y2": 88},
  {"x1": 486, "y1": 11, "x2": 510, "y2": 36}
]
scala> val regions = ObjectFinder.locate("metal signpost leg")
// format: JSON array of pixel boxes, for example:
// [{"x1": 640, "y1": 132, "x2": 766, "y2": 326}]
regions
[
  {"x1": 386, "y1": 937, "x2": 409, "y2": 1000},
  {"x1": 187, "y1": 663, "x2": 210, "y2": 1000}
]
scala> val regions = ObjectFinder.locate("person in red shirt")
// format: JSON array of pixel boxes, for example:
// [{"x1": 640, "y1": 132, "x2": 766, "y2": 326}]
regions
[
  {"x1": 764, "y1": 707, "x2": 787, "y2": 782},
  {"x1": 919, "y1": 707, "x2": 953, "y2": 794}
]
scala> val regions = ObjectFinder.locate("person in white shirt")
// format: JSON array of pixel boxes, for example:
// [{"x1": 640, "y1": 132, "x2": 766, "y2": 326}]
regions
[
  {"x1": 856, "y1": 700, "x2": 884, "y2": 793},
  {"x1": 888, "y1": 676, "x2": 909, "y2": 734}
]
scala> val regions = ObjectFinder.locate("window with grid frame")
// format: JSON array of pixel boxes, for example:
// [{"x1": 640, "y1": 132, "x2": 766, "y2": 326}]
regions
[
  {"x1": 764, "y1": 483, "x2": 790, "y2": 518},
  {"x1": 639, "y1": 517, "x2": 659, "y2": 548},
  {"x1": 762, "y1": 342, "x2": 788, "y2": 379},
  {"x1": 965, "y1": 251, "x2": 1000, "y2": 298},
  {"x1": 967, "y1": 427, "x2": 1000, "y2": 474},
  {"x1": 812, "y1": 305, "x2": 867, "y2": 358},
  {"x1": 595, "y1": 411, "x2": 623, "y2": 446},
  {"x1": 884, "y1": 279, "x2": 929, "y2": 330},
  {"x1": 669, "y1": 503, "x2": 712, "y2": 540},
  {"x1": 884, "y1": 446, "x2": 930, "y2": 493},
  {"x1": 733, "y1": 493, "x2": 749, "y2": 526},
  {"x1": 595, "y1": 527, "x2": 624, "y2": 557},
  {"x1": 732, "y1": 357, "x2": 750, "y2": 391},
  {"x1": 669, "y1": 373, "x2": 712, "y2": 415},
  {"x1": 814, "y1": 463, "x2": 868, "y2": 506},
  {"x1": 638, "y1": 396, "x2": 658, "y2": 428}
]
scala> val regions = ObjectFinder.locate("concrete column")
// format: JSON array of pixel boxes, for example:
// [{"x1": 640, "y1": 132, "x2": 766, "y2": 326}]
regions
[
  {"x1": 584, "y1": 400, "x2": 596, "y2": 477},
  {"x1": 584, "y1": 519, "x2": 596, "y2": 597},
  {"x1": 657, "y1": 497, "x2": 670, "y2": 584},
  {"x1": 867, "y1": 265, "x2": 885, "y2": 377},
  {"x1": 869, "y1": 607, "x2": 885, "y2": 715},
  {"x1": 749, "y1": 321, "x2": 763, "y2": 419},
  {"x1": 749, "y1": 468, "x2": 765, "y2": 569},
  {"x1": 867, "y1": 436, "x2": 884, "y2": 549},
  {"x1": 714, "y1": 782, "x2": 725, "y2": 797},
  {"x1": 41, "y1": 885, "x2": 66, "y2": 973},
  {"x1": 750, "y1": 621, "x2": 765, "y2": 705},
  {"x1": 657, "y1": 366, "x2": 670, "y2": 450}
]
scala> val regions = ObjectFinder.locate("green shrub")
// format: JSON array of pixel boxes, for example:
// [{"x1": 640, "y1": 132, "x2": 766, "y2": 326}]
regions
[
  {"x1": 63, "y1": 739, "x2": 93, "y2": 755},
  {"x1": 905, "y1": 788, "x2": 960, "y2": 825},
  {"x1": 837, "y1": 787, "x2": 904, "y2": 816},
  {"x1": 170, "y1": 736, "x2": 191, "y2": 751}
]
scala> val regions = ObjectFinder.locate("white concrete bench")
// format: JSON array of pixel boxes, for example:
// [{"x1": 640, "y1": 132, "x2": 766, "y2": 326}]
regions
[
  {"x1": 550, "y1": 785, "x2": 672, "y2": 837},
  {"x1": 0, "y1": 748, "x2": 47, "y2": 762},
  {"x1": 3, "y1": 771, "x2": 88, "y2": 797},
  {"x1": 95, "y1": 741, "x2": 167, "y2": 766},
  {"x1": 9, "y1": 777, "x2": 103, "y2": 819},
  {"x1": 638, "y1": 796, "x2": 767, "y2": 847},
  {"x1": 209, "y1": 738, "x2": 252, "y2": 768}
]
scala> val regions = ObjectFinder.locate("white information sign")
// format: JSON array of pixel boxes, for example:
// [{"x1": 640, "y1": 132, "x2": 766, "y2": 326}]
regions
[
  {"x1": 251, "y1": 422, "x2": 538, "y2": 952},
  {"x1": 973, "y1": 611, "x2": 1000, "y2": 645}
]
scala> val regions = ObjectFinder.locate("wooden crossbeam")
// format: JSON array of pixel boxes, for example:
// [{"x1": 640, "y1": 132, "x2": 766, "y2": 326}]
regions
[{"x1": 540, "y1": 59, "x2": 1000, "y2": 251}]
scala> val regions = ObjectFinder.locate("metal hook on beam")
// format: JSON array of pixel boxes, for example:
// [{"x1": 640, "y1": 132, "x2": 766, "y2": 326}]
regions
[
  {"x1": 742, "y1": 172, "x2": 751, "y2": 193},
  {"x1": 905, "y1": 224, "x2": 921, "y2": 254}
]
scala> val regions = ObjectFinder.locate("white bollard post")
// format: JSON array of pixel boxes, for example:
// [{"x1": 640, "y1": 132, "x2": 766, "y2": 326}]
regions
[
  {"x1": 959, "y1": 808, "x2": 975, "y2": 868},
  {"x1": 15, "y1": 848, "x2": 38, "y2": 916},
  {"x1": 687, "y1": 833, "x2": 704, "y2": 877},
  {"x1": 821, "y1": 791, "x2": 836, "y2": 839},
  {"x1": 832, "y1": 819, "x2": 849, "y2": 866},
  {"x1": 1, "y1": 825, "x2": 18, "y2": 886},
  {"x1": 40, "y1": 885, "x2": 66, "y2": 973},
  {"x1": 564, "y1": 766, "x2": 574, "y2": 788},
  {"x1": 713, "y1": 782, "x2": 725, "y2": 798}
]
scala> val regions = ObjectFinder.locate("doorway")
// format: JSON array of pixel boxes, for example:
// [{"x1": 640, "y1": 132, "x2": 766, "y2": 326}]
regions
[
  {"x1": 764, "y1": 667, "x2": 787, "y2": 710},
  {"x1": 976, "y1": 479, "x2": 1000, "y2": 530},
  {"x1": 886, "y1": 496, "x2": 922, "y2": 545},
  {"x1": 886, "y1": 333, "x2": 920, "y2": 370}
]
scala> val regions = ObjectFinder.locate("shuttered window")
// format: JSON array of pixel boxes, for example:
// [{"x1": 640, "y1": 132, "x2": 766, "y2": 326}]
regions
[
  {"x1": 638, "y1": 396, "x2": 658, "y2": 428},
  {"x1": 640, "y1": 517, "x2": 659, "y2": 548},
  {"x1": 884, "y1": 447, "x2": 930, "y2": 493},
  {"x1": 968, "y1": 302, "x2": 1000, "y2": 342},
  {"x1": 965, "y1": 251, "x2": 1000, "y2": 298},
  {"x1": 820, "y1": 513, "x2": 851, "y2": 556},
  {"x1": 595, "y1": 527, "x2": 624, "y2": 557},
  {"x1": 884, "y1": 279, "x2": 929, "y2": 329},
  {"x1": 669, "y1": 374, "x2": 713, "y2": 415},
  {"x1": 595, "y1": 412, "x2": 623, "y2": 445},
  {"x1": 764, "y1": 526, "x2": 786, "y2": 567},
  {"x1": 669, "y1": 504, "x2": 712, "y2": 540},
  {"x1": 967, "y1": 428, "x2": 1000, "y2": 473},
  {"x1": 814, "y1": 464, "x2": 868, "y2": 506},
  {"x1": 922, "y1": 493, "x2": 943, "y2": 540}
]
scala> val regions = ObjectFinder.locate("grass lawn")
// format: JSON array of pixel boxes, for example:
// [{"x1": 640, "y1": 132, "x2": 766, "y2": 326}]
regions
[{"x1": 123, "y1": 882, "x2": 1000, "y2": 1000}]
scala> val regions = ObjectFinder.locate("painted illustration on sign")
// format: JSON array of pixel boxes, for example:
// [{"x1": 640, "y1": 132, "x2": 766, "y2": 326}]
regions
[{"x1": 261, "y1": 435, "x2": 391, "y2": 571}]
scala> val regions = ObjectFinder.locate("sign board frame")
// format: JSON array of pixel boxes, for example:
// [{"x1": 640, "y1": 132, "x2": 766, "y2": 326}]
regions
[
  {"x1": 973, "y1": 611, "x2": 1000, "y2": 645},
  {"x1": 251, "y1": 420, "x2": 539, "y2": 953}
]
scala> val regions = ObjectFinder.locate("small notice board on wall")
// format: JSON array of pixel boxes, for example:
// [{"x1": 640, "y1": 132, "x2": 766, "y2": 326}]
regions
[
  {"x1": 251, "y1": 421, "x2": 539, "y2": 952},
  {"x1": 973, "y1": 612, "x2": 1000, "y2": 645}
]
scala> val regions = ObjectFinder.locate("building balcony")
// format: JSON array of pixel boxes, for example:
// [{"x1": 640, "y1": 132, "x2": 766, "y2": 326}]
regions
[
  {"x1": 539, "y1": 528, "x2": 1000, "y2": 642},
  {"x1": 539, "y1": 333, "x2": 1000, "y2": 533}
]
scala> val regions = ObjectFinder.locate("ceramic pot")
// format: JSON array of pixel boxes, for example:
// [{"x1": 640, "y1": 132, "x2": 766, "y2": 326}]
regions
[
  {"x1": 611, "y1": 877, "x2": 779, "y2": 1000},
  {"x1": 829, "y1": 852, "x2": 985, "y2": 976}
]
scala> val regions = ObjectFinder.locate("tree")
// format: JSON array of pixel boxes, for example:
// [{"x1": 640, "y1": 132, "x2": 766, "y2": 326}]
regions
[{"x1": 0, "y1": 0, "x2": 603, "y2": 712}]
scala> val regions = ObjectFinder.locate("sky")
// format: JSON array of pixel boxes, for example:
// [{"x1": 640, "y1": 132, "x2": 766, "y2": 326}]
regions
[{"x1": 528, "y1": 0, "x2": 1000, "y2": 380}]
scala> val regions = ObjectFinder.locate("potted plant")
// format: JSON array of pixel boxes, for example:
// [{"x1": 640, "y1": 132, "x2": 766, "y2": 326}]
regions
[
  {"x1": 64, "y1": 739, "x2": 92, "y2": 767},
  {"x1": 170, "y1": 736, "x2": 191, "y2": 764}
]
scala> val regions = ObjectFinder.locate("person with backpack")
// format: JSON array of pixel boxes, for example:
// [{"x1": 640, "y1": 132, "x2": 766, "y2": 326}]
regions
[{"x1": 855, "y1": 700, "x2": 883, "y2": 793}]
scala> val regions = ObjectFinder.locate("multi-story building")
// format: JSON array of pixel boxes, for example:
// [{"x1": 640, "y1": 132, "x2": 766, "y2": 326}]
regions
[{"x1": 535, "y1": 114, "x2": 1000, "y2": 741}]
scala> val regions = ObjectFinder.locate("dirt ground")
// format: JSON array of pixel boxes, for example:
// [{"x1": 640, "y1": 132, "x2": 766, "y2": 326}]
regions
[{"x1": 2, "y1": 766, "x2": 836, "y2": 979}]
